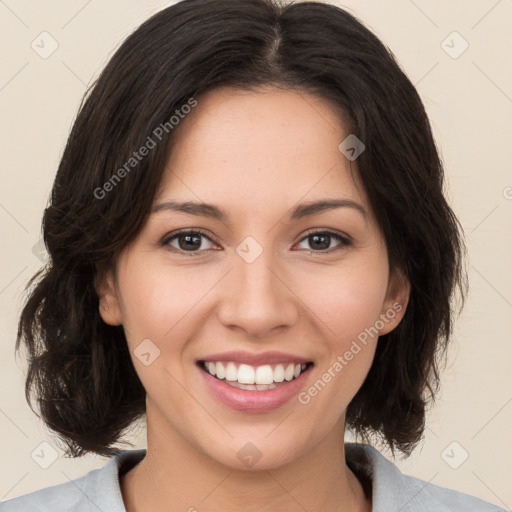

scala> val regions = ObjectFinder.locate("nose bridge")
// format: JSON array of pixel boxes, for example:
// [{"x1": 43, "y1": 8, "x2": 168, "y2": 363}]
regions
[
  {"x1": 238, "y1": 249, "x2": 279, "y2": 300},
  {"x1": 218, "y1": 239, "x2": 297, "y2": 335}
]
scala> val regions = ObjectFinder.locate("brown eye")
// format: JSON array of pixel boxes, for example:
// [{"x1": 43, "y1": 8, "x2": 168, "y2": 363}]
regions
[
  {"x1": 296, "y1": 231, "x2": 351, "y2": 253},
  {"x1": 162, "y1": 230, "x2": 216, "y2": 254}
]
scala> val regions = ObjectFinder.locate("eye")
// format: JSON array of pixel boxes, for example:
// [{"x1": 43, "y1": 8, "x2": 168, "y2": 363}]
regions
[
  {"x1": 161, "y1": 229, "x2": 217, "y2": 255},
  {"x1": 161, "y1": 228, "x2": 351, "y2": 256},
  {"x1": 295, "y1": 230, "x2": 351, "y2": 253}
]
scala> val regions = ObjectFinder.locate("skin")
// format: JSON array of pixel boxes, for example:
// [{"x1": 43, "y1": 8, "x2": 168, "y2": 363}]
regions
[{"x1": 97, "y1": 85, "x2": 410, "y2": 512}]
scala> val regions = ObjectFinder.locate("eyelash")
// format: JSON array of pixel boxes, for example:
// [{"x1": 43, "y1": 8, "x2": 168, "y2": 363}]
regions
[{"x1": 161, "y1": 228, "x2": 352, "y2": 257}]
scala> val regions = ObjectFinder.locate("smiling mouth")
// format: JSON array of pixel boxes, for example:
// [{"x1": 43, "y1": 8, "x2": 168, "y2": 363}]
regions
[{"x1": 198, "y1": 360, "x2": 314, "y2": 391}]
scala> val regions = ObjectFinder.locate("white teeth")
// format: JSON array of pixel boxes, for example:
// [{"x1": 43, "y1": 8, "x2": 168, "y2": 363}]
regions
[
  {"x1": 203, "y1": 360, "x2": 309, "y2": 385},
  {"x1": 215, "y1": 361, "x2": 226, "y2": 380},
  {"x1": 255, "y1": 365, "x2": 274, "y2": 385},
  {"x1": 225, "y1": 362, "x2": 238, "y2": 381},
  {"x1": 225, "y1": 381, "x2": 277, "y2": 391},
  {"x1": 238, "y1": 364, "x2": 255, "y2": 384},
  {"x1": 274, "y1": 364, "x2": 285, "y2": 382},
  {"x1": 284, "y1": 364, "x2": 295, "y2": 381}
]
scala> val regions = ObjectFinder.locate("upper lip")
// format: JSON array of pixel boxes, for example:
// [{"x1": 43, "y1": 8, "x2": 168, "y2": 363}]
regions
[{"x1": 198, "y1": 350, "x2": 312, "y2": 366}]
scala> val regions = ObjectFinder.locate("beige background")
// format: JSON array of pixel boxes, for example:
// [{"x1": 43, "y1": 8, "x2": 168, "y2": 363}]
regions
[{"x1": 0, "y1": 0, "x2": 511, "y2": 508}]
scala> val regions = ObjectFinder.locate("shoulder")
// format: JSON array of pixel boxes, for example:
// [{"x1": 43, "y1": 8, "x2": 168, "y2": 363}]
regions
[
  {"x1": 0, "y1": 475, "x2": 87, "y2": 512},
  {"x1": 397, "y1": 470, "x2": 507, "y2": 511},
  {"x1": 345, "y1": 443, "x2": 507, "y2": 512},
  {"x1": 0, "y1": 449, "x2": 146, "y2": 512}
]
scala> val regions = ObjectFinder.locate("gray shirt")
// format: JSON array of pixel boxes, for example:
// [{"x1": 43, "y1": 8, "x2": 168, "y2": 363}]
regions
[{"x1": 1, "y1": 443, "x2": 507, "y2": 511}]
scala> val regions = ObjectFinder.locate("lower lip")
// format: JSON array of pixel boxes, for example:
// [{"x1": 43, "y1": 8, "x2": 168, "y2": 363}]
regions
[{"x1": 198, "y1": 364, "x2": 312, "y2": 413}]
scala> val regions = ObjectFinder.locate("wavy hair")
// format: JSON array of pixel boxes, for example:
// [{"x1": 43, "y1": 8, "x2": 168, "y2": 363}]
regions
[{"x1": 16, "y1": 0, "x2": 467, "y2": 458}]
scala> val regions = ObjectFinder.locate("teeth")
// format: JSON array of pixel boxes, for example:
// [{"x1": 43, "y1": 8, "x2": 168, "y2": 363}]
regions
[
  {"x1": 255, "y1": 365, "x2": 274, "y2": 385},
  {"x1": 238, "y1": 364, "x2": 255, "y2": 384},
  {"x1": 225, "y1": 362, "x2": 238, "y2": 381},
  {"x1": 203, "y1": 361, "x2": 308, "y2": 385},
  {"x1": 215, "y1": 361, "x2": 226, "y2": 380},
  {"x1": 274, "y1": 364, "x2": 285, "y2": 382},
  {"x1": 225, "y1": 381, "x2": 277, "y2": 391},
  {"x1": 284, "y1": 364, "x2": 295, "y2": 381}
]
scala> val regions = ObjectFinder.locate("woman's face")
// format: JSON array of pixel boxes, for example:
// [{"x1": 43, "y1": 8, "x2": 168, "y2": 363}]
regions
[{"x1": 98, "y1": 85, "x2": 409, "y2": 470}]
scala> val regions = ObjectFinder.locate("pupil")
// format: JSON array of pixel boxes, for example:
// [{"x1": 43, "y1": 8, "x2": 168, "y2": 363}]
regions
[
  {"x1": 180, "y1": 234, "x2": 201, "y2": 251},
  {"x1": 310, "y1": 234, "x2": 330, "y2": 250}
]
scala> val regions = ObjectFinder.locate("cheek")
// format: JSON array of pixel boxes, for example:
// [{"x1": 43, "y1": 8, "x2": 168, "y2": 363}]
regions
[
  {"x1": 294, "y1": 253, "x2": 388, "y2": 397},
  {"x1": 116, "y1": 259, "x2": 207, "y2": 347},
  {"x1": 299, "y1": 256, "x2": 389, "y2": 343},
  {"x1": 115, "y1": 261, "x2": 212, "y2": 408}
]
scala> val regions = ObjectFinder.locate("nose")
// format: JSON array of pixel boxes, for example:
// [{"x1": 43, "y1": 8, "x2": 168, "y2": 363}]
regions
[{"x1": 216, "y1": 248, "x2": 299, "y2": 339}]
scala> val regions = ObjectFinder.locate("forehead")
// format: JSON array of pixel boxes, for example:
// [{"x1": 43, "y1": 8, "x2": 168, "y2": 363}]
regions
[{"x1": 155, "y1": 86, "x2": 369, "y2": 218}]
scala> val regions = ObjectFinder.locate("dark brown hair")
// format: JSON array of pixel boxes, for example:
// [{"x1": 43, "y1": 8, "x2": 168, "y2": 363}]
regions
[{"x1": 16, "y1": 0, "x2": 467, "y2": 458}]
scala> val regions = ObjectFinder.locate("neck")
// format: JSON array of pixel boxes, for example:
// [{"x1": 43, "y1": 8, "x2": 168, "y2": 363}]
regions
[{"x1": 121, "y1": 403, "x2": 371, "y2": 512}]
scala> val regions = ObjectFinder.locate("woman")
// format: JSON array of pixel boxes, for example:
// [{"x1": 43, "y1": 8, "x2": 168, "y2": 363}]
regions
[{"x1": 3, "y1": 0, "x2": 506, "y2": 511}]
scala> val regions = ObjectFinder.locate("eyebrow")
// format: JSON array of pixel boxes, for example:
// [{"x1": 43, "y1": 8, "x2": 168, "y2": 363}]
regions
[{"x1": 152, "y1": 198, "x2": 367, "y2": 222}]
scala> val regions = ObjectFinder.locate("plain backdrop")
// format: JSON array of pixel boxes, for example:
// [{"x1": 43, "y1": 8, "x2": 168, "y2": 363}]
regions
[{"x1": 0, "y1": 0, "x2": 511, "y2": 509}]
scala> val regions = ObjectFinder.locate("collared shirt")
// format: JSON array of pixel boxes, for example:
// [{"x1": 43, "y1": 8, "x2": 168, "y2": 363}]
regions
[{"x1": 1, "y1": 443, "x2": 507, "y2": 511}]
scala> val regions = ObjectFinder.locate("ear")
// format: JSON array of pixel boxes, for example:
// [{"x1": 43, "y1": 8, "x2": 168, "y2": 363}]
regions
[
  {"x1": 95, "y1": 264, "x2": 123, "y2": 326},
  {"x1": 377, "y1": 268, "x2": 410, "y2": 336}
]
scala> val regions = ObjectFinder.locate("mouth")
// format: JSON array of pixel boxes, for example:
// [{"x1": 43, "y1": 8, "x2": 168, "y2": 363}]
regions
[
  {"x1": 196, "y1": 350, "x2": 315, "y2": 412},
  {"x1": 197, "y1": 360, "x2": 314, "y2": 391}
]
